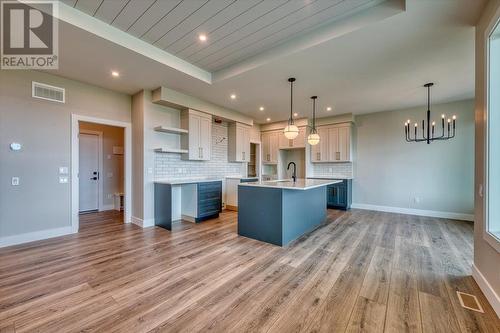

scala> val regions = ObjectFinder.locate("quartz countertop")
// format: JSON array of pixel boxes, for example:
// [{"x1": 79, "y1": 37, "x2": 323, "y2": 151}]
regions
[
  {"x1": 239, "y1": 178, "x2": 341, "y2": 190},
  {"x1": 155, "y1": 177, "x2": 223, "y2": 185},
  {"x1": 307, "y1": 176, "x2": 354, "y2": 180},
  {"x1": 225, "y1": 175, "x2": 259, "y2": 180}
]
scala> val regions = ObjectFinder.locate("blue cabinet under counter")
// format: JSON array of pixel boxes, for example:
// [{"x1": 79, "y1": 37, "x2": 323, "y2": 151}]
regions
[{"x1": 326, "y1": 179, "x2": 352, "y2": 210}]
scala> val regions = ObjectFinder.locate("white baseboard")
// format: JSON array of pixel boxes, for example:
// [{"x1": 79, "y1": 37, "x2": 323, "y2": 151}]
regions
[
  {"x1": 131, "y1": 216, "x2": 154, "y2": 228},
  {"x1": 0, "y1": 226, "x2": 75, "y2": 248},
  {"x1": 351, "y1": 203, "x2": 474, "y2": 221},
  {"x1": 472, "y1": 264, "x2": 500, "y2": 318}
]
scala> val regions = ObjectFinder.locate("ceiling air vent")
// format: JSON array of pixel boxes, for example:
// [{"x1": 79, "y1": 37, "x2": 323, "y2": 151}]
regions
[{"x1": 32, "y1": 81, "x2": 65, "y2": 103}]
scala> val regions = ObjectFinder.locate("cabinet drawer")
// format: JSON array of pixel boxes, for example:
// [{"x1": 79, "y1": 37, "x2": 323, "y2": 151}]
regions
[{"x1": 198, "y1": 182, "x2": 222, "y2": 192}]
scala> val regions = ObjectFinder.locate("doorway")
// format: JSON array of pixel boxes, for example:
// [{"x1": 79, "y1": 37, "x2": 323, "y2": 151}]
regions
[{"x1": 71, "y1": 115, "x2": 132, "y2": 232}]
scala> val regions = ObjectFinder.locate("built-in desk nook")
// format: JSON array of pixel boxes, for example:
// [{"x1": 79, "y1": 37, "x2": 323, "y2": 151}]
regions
[{"x1": 154, "y1": 178, "x2": 222, "y2": 230}]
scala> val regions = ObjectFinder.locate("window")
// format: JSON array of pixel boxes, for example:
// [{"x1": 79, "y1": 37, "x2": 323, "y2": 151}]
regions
[{"x1": 486, "y1": 20, "x2": 500, "y2": 245}]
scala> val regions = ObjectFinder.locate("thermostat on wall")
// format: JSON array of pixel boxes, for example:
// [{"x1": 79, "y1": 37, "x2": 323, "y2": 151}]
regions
[{"x1": 10, "y1": 142, "x2": 22, "y2": 151}]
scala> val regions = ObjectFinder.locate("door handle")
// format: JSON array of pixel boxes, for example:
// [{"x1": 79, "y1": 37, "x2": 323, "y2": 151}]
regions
[
  {"x1": 317, "y1": 152, "x2": 320, "y2": 160},
  {"x1": 336, "y1": 152, "x2": 340, "y2": 160},
  {"x1": 91, "y1": 177, "x2": 98, "y2": 180},
  {"x1": 200, "y1": 147, "x2": 203, "y2": 158}
]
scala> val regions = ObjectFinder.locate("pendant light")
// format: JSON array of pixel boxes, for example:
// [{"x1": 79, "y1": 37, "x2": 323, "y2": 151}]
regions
[
  {"x1": 307, "y1": 96, "x2": 320, "y2": 145},
  {"x1": 283, "y1": 77, "x2": 299, "y2": 139}
]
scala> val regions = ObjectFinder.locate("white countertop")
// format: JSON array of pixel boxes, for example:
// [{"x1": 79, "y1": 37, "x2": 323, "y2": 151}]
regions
[
  {"x1": 239, "y1": 178, "x2": 341, "y2": 190},
  {"x1": 307, "y1": 176, "x2": 353, "y2": 180},
  {"x1": 155, "y1": 177, "x2": 223, "y2": 185},
  {"x1": 225, "y1": 175, "x2": 259, "y2": 179}
]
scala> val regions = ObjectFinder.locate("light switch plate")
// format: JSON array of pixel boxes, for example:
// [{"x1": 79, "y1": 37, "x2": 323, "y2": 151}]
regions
[
  {"x1": 11, "y1": 177, "x2": 19, "y2": 186},
  {"x1": 59, "y1": 167, "x2": 68, "y2": 174}
]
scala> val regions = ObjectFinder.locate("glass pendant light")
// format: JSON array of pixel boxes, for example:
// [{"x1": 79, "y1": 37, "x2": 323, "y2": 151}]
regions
[
  {"x1": 307, "y1": 96, "x2": 320, "y2": 145},
  {"x1": 283, "y1": 77, "x2": 299, "y2": 140}
]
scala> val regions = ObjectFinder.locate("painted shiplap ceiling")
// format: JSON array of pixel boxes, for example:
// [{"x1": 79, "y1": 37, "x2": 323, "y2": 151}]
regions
[{"x1": 61, "y1": 0, "x2": 380, "y2": 72}]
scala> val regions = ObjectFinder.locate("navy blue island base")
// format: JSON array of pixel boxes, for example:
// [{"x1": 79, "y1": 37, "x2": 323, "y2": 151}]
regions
[{"x1": 237, "y1": 179, "x2": 338, "y2": 246}]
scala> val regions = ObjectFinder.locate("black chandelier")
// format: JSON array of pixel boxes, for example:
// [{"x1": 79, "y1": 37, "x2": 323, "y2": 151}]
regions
[{"x1": 404, "y1": 83, "x2": 456, "y2": 144}]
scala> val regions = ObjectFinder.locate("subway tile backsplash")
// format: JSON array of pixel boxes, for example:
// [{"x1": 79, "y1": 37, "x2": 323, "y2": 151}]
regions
[
  {"x1": 309, "y1": 162, "x2": 353, "y2": 179},
  {"x1": 155, "y1": 122, "x2": 245, "y2": 179}
]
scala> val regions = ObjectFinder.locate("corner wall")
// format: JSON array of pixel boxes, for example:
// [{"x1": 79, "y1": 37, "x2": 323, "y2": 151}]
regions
[{"x1": 0, "y1": 70, "x2": 130, "y2": 246}]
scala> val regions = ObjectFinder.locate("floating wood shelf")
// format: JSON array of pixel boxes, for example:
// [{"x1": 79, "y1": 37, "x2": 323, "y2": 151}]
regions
[
  {"x1": 154, "y1": 148, "x2": 188, "y2": 154},
  {"x1": 154, "y1": 126, "x2": 188, "y2": 134}
]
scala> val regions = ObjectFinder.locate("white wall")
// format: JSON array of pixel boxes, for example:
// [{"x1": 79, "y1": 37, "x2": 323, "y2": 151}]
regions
[
  {"x1": 0, "y1": 70, "x2": 130, "y2": 244},
  {"x1": 352, "y1": 99, "x2": 474, "y2": 218}
]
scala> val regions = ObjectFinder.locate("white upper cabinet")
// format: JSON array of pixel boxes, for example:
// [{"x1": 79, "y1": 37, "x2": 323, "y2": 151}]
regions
[
  {"x1": 180, "y1": 109, "x2": 212, "y2": 161},
  {"x1": 311, "y1": 124, "x2": 352, "y2": 163},
  {"x1": 228, "y1": 123, "x2": 251, "y2": 162},
  {"x1": 262, "y1": 130, "x2": 279, "y2": 164}
]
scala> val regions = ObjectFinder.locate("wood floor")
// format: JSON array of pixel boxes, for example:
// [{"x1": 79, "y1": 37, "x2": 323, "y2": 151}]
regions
[{"x1": 0, "y1": 209, "x2": 498, "y2": 333}]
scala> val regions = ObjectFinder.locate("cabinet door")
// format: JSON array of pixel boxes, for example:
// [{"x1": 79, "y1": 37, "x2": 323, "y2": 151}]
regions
[
  {"x1": 199, "y1": 115, "x2": 211, "y2": 160},
  {"x1": 338, "y1": 126, "x2": 351, "y2": 161},
  {"x1": 311, "y1": 127, "x2": 327, "y2": 162},
  {"x1": 189, "y1": 114, "x2": 201, "y2": 160},
  {"x1": 336, "y1": 185, "x2": 347, "y2": 207},
  {"x1": 279, "y1": 131, "x2": 290, "y2": 149},
  {"x1": 243, "y1": 127, "x2": 250, "y2": 162},
  {"x1": 261, "y1": 132, "x2": 270, "y2": 163},
  {"x1": 328, "y1": 127, "x2": 339, "y2": 162},
  {"x1": 235, "y1": 125, "x2": 244, "y2": 162},
  {"x1": 292, "y1": 127, "x2": 306, "y2": 148},
  {"x1": 270, "y1": 132, "x2": 279, "y2": 163}
]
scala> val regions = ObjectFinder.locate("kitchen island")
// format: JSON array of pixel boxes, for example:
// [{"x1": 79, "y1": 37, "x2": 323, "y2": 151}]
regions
[{"x1": 238, "y1": 178, "x2": 341, "y2": 246}]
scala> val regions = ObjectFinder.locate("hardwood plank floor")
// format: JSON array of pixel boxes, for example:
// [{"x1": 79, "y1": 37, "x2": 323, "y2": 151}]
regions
[{"x1": 0, "y1": 209, "x2": 498, "y2": 333}]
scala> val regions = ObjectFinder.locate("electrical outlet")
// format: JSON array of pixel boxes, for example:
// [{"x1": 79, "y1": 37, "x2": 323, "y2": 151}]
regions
[
  {"x1": 414, "y1": 197, "x2": 421, "y2": 204},
  {"x1": 107, "y1": 194, "x2": 113, "y2": 199},
  {"x1": 59, "y1": 176, "x2": 69, "y2": 184},
  {"x1": 11, "y1": 177, "x2": 19, "y2": 186},
  {"x1": 107, "y1": 172, "x2": 113, "y2": 178},
  {"x1": 59, "y1": 166, "x2": 68, "y2": 174}
]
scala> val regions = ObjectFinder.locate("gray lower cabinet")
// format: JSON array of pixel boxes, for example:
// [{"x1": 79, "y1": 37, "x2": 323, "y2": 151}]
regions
[
  {"x1": 197, "y1": 181, "x2": 222, "y2": 221},
  {"x1": 326, "y1": 179, "x2": 352, "y2": 210}
]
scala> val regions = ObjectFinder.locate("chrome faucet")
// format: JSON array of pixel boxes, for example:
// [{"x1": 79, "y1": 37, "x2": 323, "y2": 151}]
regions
[{"x1": 287, "y1": 162, "x2": 297, "y2": 182}]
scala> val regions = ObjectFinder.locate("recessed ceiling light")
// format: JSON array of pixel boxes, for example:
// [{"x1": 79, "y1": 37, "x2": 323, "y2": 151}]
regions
[
  {"x1": 230, "y1": 94, "x2": 236, "y2": 100},
  {"x1": 326, "y1": 106, "x2": 332, "y2": 111},
  {"x1": 259, "y1": 106, "x2": 265, "y2": 111},
  {"x1": 111, "y1": 71, "x2": 120, "y2": 77},
  {"x1": 199, "y1": 34, "x2": 207, "y2": 42},
  {"x1": 266, "y1": 118, "x2": 271, "y2": 122},
  {"x1": 293, "y1": 112, "x2": 298, "y2": 117}
]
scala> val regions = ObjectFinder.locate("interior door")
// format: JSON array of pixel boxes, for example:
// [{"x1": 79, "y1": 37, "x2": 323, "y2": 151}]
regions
[{"x1": 79, "y1": 133, "x2": 99, "y2": 212}]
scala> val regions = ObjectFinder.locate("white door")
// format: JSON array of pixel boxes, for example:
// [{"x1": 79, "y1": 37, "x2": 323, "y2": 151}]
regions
[{"x1": 79, "y1": 133, "x2": 99, "y2": 212}]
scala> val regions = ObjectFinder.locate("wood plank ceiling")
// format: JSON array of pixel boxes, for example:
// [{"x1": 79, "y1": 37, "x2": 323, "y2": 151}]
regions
[{"x1": 61, "y1": 0, "x2": 379, "y2": 72}]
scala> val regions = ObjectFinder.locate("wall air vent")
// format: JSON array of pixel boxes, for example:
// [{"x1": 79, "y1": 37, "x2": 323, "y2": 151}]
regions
[{"x1": 32, "y1": 81, "x2": 65, "y2": 103}]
